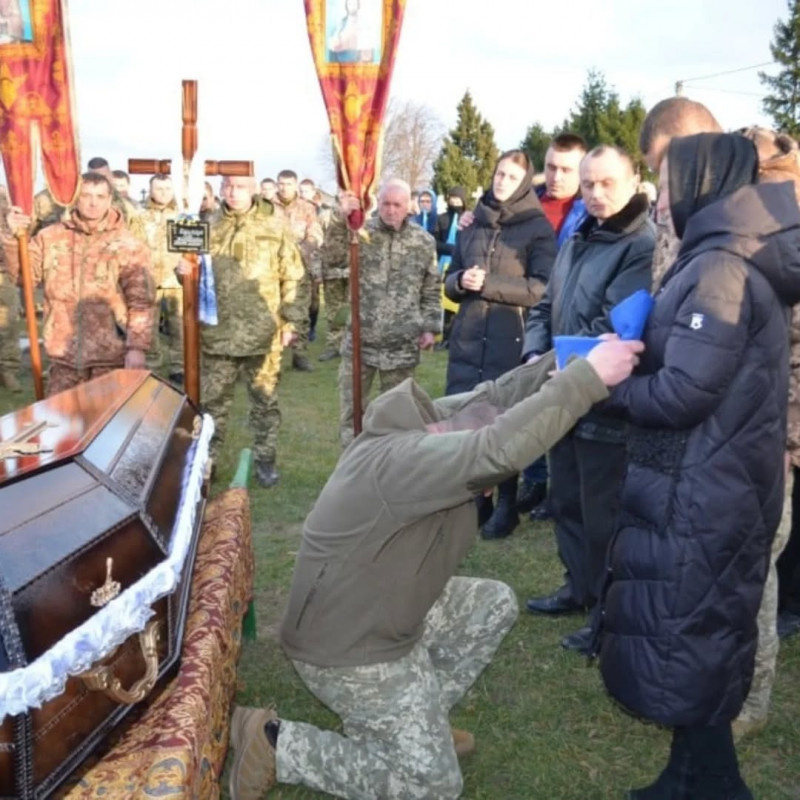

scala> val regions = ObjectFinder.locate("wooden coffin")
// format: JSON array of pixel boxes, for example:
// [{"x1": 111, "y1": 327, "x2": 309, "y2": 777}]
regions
[{"x1": 0, "y1": 370, "x2": 210, "y2": 799}]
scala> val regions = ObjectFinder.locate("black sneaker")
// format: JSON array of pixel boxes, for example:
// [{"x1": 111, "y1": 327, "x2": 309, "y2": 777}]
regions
[{"x1": 516, "y1": 481, "x2": 546, "y2": 513}]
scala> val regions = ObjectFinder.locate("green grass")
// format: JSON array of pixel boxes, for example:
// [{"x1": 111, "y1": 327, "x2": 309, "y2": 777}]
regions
[{"x1": 3, "y1": 327, "x2": 799, "y2": 799}]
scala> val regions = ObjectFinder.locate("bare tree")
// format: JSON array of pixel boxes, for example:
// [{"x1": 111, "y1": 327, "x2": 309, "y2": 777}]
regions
[{"x1": 380, "y1": 98, "x2": 445, "y2": 190}]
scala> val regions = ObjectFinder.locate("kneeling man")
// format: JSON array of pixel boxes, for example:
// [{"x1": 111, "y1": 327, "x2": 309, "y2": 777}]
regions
[{"x1": 229, "y1": 337, "x2": 643, "y2": 800}]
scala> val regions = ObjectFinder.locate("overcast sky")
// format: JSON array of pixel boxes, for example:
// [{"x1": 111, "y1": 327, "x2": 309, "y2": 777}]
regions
[{"x1": 2, "y1": 0, "x2": 790, "y2": 198}]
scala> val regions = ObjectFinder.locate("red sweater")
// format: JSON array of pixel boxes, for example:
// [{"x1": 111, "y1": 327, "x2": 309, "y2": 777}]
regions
[{"x1": 540, "y1": 194, "x2": 576, "y2": 234}]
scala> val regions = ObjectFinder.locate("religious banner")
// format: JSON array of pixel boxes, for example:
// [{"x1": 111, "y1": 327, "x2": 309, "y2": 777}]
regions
[
  {"x1": 0, "y1": 0, "x2": 80, "y2": 214},
  {"x1": 304, "y1": 0, "x2": 406, "y2": 229}
]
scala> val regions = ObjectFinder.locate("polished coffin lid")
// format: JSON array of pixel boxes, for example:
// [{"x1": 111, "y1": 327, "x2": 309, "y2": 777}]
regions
[{"x1": 0, "y1": 370, "x2": 212, "y2": 717}]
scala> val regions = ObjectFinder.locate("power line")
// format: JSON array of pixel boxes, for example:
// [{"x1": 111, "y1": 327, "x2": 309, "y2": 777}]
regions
[
  {"x1": 681, "y1": 84, "x2": 765, "y2": 98},
  {"x1": 678, "y1": 61, "x2": 775, "y2": 84}
]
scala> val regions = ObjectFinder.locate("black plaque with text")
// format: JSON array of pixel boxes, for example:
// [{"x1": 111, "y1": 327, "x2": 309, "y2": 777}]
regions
[{"x1": 166, "y1": 220, "x2": 210, "y2": 254}]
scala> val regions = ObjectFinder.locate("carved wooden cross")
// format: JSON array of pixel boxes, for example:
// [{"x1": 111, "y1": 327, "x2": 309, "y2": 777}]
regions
[{"x1": 128, "y1": 80, "x2": 253, "y2": 404}]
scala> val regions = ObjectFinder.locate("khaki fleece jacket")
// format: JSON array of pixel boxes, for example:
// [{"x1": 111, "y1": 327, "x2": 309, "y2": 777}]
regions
[{"x1": 279, "y1": 353, "x2": 609, "y2": 667}]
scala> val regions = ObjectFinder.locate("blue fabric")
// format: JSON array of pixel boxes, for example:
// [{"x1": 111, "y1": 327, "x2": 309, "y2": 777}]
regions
[
  {"x1": 557, "y1": 198, "x2": 587, "y2": 248},
  {"x1": 437, "y1": 214, "x2": 459, "y2": 274},
  {"x1": 535, "y1": 187, "x2": 588, "y2": 250},
  {"x1": 198, "y1": 253, "x2": 218, "y2": 325}
]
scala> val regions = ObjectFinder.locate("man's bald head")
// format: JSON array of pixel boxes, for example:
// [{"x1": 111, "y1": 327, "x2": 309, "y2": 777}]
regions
[{"x1": 640, "y1": 97, "x2": 722, "y2": 172}]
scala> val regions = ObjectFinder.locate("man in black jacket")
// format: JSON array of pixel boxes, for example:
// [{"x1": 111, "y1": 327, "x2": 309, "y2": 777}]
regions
[{"x1": 524, "y1": 145, "x2": 654, "y2": 654}]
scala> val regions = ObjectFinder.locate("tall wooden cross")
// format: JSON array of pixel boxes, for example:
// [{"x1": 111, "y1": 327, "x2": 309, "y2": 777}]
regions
[{"x1": 128, "y1": 80, "x2": 253, "y2": 405}]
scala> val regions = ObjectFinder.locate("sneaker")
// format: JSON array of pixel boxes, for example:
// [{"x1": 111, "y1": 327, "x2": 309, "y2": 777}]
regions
[
  {"x1": 516, "y1": 481, "x2": 546, "y2": 513},
  {"x1": 778, "y1": 609, "x2": 800, "y2": 639},
  {"x1": 255, "y1": 460, "x2": 279, "y2": 488},
  {"x1": 292, "y1": 353, "x2": 314, "y2": 372},
  {"x1": 229, "y1": 706, "x2": 277, "y2": 800},
  {"x1": 529, "y1": 498, "x2": 552, "y2": 522},
  {"x1": 452, "y1": 728, "x2": 475, "y2": 758}
]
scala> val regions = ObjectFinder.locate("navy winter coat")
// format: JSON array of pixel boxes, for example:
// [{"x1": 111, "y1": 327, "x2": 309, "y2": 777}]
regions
[
  {"x1": 600, "y1": 182, "x2": 800, "y2": 727},
  {"x1": 444, "y1": 192, "x2": 556, "y2": 394}
]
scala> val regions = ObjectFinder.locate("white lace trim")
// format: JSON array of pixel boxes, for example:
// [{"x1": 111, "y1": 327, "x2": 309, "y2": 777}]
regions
[{"x1": 0, "y1": 414, "x2": 214, "y2": 721}]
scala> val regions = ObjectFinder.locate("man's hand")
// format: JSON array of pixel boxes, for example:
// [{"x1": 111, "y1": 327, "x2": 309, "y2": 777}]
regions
[
  {"x1": 175, "y1": 256, "x2": 194, "y2": 278},
  {"x1": 458, "y1": 210, "x2": 475, "y2": 231},
  {"x1": 460, "y1": 265, "x2": 486, "y2": 292},
  {"x1": 281, "y1": 330, "x2": 297, "y2": 348},
  {"x1": 418, "y1": 331, "x2": 436, "y2": 350},
  {"x1": 585, "y1": 338, "x2": 644, "y2": 387},
  {"x1": 6, "y1": 206, "x2": 31, "y2": 234},
  {"x1": 338, "y1": 190, "x2": 360, "y2": 216},
  {"x1": 125, "y1": 349, "x2": 147, "y2": 370}
]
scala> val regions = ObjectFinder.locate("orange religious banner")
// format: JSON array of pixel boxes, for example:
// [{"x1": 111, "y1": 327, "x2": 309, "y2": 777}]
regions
[
  {"x1": 304, "y1": 0, "x2": 406, "y2": 230},
  {"x1": 0, "y1": 0, "x2": 80, "y2": 215}
]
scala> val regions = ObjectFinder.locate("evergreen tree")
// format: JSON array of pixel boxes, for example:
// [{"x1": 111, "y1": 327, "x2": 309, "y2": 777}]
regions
[
  {"x1": 566, "y1": 70, "x2": 648, "y2": 173},
  {"x1": 519, "y1": 122, "x2": 552, "y2": 172},
  {"x1": 432, "y1": 91, "x2": 499, "y2": 203},
  {"x1": 760, "y1": 0, "x2": 800, "y2": 136}
]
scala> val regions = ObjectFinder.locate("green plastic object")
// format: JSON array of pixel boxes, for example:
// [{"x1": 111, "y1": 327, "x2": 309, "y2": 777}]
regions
[{"x1": 229, "y1": 449, "x2": 257, "y2": 641}]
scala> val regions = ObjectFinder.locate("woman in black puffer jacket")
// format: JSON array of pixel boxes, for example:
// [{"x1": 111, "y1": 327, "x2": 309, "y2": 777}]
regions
[
  {"x1": 444, "y1": 150, "x2": 556, "y2": 538},
  {"x1": 600, "y1": 134, "x2": 800, "y2": 799}
]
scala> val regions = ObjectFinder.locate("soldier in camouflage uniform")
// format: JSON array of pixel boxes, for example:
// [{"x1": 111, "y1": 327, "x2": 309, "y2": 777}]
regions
[
  {"x1": 181, "y1": 175, "x2": 305, "y2": 488},
  {"x1": 272, "y1": 170, "x2": 323, "y2": 372},
  {"x1": 0, "y1": 190, "x2": 21, "y2": 392},
  {"x1": 228, "y1": 341, "x2": 643, "y2": 800},
  {"x1": 4, "y1": 173, "x2": 155, "y2": 396},
  {"x1": 640, "y1": 102, "x2": 800, "y2": 740},
  {"x1": 129, "y1": 175, "x2": 183, "y2": 379},
  {"x1": 336, "y1": 180, "x2": 441, "y2": 448},
  {"x1": 318, "y1": 207, "x2": 350, "y2": 361}
]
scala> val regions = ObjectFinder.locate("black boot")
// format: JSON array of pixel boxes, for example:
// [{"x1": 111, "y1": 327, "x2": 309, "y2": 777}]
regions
[
  {"x1": 309, "y1": 308, "x2": 319, "y2": 342},
  {"x1": 476, "y1": 494, "x2": 494, "y2": 528},
  {"x1": 481, "y1": 477, "x2": 520, "y2": 539},
  {"x1": 625, "y1": 728, "x2": 692, "y2": 799},
  {"x1": 685, "y1": 724, "x2": 752, "y2": 800}
]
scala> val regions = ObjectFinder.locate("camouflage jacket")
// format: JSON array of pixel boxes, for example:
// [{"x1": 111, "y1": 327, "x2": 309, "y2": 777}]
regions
[
  {"x1": 337, "y1": 215, "x2": 441, "y2": 370},
  {"x1": 320, "y1": 209, "x2": 351, "y2": 281},
  {"x1": 271, "y1": 196, "x2": 323, "y2": 280},
  {"x1": 129, "y1": 198, "x2": 182, "y2": 288},
  {"x1": 202, "y1": 199, "x2": 306, "y2": 357},
  {"x1": 2, "y1": 207, "x2": 155, "y2": 368}
]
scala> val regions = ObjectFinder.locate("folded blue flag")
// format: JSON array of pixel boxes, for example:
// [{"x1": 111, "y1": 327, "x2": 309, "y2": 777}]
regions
[{"x1": 553, "y1": 289, "x2": 654, "y2": 369}]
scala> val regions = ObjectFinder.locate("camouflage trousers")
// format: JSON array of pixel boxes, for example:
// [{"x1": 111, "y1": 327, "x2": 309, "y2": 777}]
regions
[
  {"x1": 201, "y1": 338, "x2": 283, "y2": 464},
  {"x1": 276, "y1": 576, "x2": 519, "y2": 800},
  {"x1": 292, "y1": 273, "x2": 314, "y2": 354},
  {"x1": 339, "y1": 356, "x2": 415, "y2": 448},
  {"x1": 736, "y1": 470, "x2": 794, "y2": 725},
  {"x1": 146, "y1": 287, "x2": 183, "y2": 375},
  {"x1": 47, "y1": 362, "x2": 120, "y2": 397},
  {"x1": 0, "y1": 276, "x2": 20, "y2": 372},
  {"x1": 323, "y1": 277, "x2": 349, "y2": 351}
]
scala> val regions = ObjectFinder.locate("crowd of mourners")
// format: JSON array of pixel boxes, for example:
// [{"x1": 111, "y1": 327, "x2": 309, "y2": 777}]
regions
[{"x1": 2, "y1": 95, "x2": 800, "y2": 800}]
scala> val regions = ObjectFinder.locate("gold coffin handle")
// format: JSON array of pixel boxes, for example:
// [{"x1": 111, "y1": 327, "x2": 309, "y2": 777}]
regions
[{"x1": 79, "y1": 620, "x2": 160, "y2": 704}]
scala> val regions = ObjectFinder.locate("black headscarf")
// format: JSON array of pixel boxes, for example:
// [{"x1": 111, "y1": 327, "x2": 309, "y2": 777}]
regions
[
  {"x1": 668, "y1": 133, "x2": 759, "y2": 239},
  {"x1": 481, "y1": 155, "x2": 536, "y2": 224}
]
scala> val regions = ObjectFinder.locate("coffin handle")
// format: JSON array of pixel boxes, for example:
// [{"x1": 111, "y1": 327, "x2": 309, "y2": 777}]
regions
[{"x1": 78, "y1": 620, "x2": 160, "y2": 704}]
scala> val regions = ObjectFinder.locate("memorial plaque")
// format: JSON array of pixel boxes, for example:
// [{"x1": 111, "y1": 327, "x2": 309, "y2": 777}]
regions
[{"x1": 166, "y1": 219, "x2": 210, "y2": 254}]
